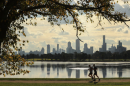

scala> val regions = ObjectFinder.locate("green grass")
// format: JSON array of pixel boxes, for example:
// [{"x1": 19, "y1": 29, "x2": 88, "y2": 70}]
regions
[
  {"x1": 1, "y1": 82, "x2": 130, "y2": 86},
  {"x1": 1, "y1": 78, "x2": 130, "y2": 86}
]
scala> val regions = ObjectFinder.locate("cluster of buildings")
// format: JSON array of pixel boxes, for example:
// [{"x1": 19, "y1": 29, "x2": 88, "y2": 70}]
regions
[
  {"x1": 66, "y1": 39, "x2": 93, "y2": 54},
  {"x1": 15, "y1": 39, "x2": 93, "y2": 56},
  {"x1": 15, "y1": 35, "x2": 127, "y2": 56},
  {"x1": 109, "y1": 41, "x2": 126, "y2": 53},
  {"x1": 99, "y1": 35, "x2": 126, "y2": 53}
]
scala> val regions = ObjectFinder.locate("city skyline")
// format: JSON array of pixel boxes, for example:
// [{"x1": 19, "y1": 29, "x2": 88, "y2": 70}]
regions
[{"x1": 17, "y1": 35, "x2": 127, "y2": 55}]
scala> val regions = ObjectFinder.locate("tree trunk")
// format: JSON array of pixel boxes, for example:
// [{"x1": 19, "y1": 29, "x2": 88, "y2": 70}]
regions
[{"x1": 0, "y1": 21, "x2": 9, "y2": 55}]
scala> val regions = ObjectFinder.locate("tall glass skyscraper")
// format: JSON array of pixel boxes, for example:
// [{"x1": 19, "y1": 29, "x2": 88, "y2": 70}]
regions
[
  {"x1": 84, "y1": 43, "x2": 87, "y2": 53},
  {"x1": 68, "y1": 42, "x2": 71, "y2": 48},
  {"x1": 41, "y1": 47, "x2": 44, "y2": 54},
  {"x1": 47, "y1": 44, "x2": 50, "y2": 54},
  {"x1": 57, "y1": 44, "x2": 59, "y2": 53},
  {"x1": 103, "y1": 35, "x2": 106, "y2": 52},
  {"x1": 53, "y1": 48, "x2": 55, "y2": 54},
  {"x1": 67, "y1": 41, "x2": 72, "y2": 53},
  {"x1": 99, "y1": 35, "x2": 106, "y2": 52}
]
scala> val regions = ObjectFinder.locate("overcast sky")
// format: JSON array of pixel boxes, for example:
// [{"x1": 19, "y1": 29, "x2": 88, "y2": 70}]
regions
[{"x1": 14, "y1": 0, "x2": 130, "y2": 54}]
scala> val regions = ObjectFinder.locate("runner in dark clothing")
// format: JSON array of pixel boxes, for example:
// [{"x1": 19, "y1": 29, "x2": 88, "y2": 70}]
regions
[
  {"x1": 93, "y1": 64, "x2": 100, "y2": 81},
  {"x1": 88, "y1": 65, "x2": 93, "y2": 79}
]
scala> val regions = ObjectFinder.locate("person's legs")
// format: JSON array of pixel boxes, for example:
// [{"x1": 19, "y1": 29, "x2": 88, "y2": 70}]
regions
[
  {"x1": 88, "y1": 73, "x2": 91, "y2": 77},
  {"x1": 93, "y1": 75, "x2": 95, "y2": 80},
  {"x1": 88, "y1": 73, "x2": 90, "y2": 77},
  {"x1": 89, "y1": 73, "x2": 93, "y2": 79},
  {"x1": 96, "y1": 75, "x2": 100, "y2": 81},
  {"x1": 93, "y1": 75, "x2": 95, "y2": 78},
  {"x1": 91, "y1": 74, "x2": 93, "y2": 79},
  {"x1": 96, "y1": 75, "x2": 99, "y2": 79}
]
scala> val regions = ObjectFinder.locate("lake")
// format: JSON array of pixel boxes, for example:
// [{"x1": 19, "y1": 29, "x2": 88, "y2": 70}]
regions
[{"x1": 0, "y1": 61, "x2": 130, "y2": 78}]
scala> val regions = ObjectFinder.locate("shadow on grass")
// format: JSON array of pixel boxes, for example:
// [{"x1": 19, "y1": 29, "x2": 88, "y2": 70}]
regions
[
  {"x1": 88, "y1": 81, "x2": 93, "y2": 83},
  {"x1": 94, "y1": 81, "x2": 99, "y2": 84}
]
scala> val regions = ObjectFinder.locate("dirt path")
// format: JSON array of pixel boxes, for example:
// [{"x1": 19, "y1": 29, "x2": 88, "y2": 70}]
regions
[{"x1": 0, "y1": 79, "x2": 130, "y2": 83}]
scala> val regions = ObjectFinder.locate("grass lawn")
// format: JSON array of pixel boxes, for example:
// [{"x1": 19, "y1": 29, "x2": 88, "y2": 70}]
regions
[
  {"x1": 0, "y1": 78, "x2": 130, "y2": 80},
  {"x1": 0, "y1": 78, "x2": 130, "y2": 86},
  {"x1": 0, "y1": 82, "x2": 130, "y2": 86}
]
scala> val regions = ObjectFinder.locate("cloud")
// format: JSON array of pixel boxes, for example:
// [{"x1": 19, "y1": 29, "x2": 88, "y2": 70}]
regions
[
  {"x1": 29, "y1": 32, "x2": 43, "y2": 38},
  {"x1": 23, "y1": 27, "x2": 30, "y2": 36},
  {"x1": 20, "y1": 27, "x2": 43, "y2": 38},
  {"x1": 106, "y1": 39, "x2": 116, "y2": 44},
  {"x1": 116, "y1": 28, "x2": 123, "y2": 32},
  {"x1": 124, "y1": 30, "x2": 128, "y2": 33},
  {"x1": 24, "y1": 41, "x2": 40, "y2": 52},
  {"x1": 54, "y1": 39, "x2": 59, "y2": 43},
  {"x1": 39, "y1": 41, "x2": 47, "y2": 47},
  {"x1": 52, "y1": 37, "x2": 61, "y2": 43},
  {"x1": 49, "y1": 28, "x2": 56, "y2": 33},
  {"x1": 121, "y1": 40, "x2": 130, "y2": 45},
  {"x1": 61, "y1": 41, "x2": 67, "y2": 43},
  {"x1": 95, "y1": 29, "x2": 104, "y2": 31},
  {"x1": 91, "y1": 39, "x2": 94, "y2": 41},
  {"x1": 59, "y1": 31, "x2": 69, "y2": 35},
  {"x1": 113, "y1": 2, "x2": 130, "y2": 17},
  {"x1": 52, "y1": 37, "x2": 61, "y2": 39},
  {"x1": 114, "y1": 26, "x2": 129, "y2": 34}
]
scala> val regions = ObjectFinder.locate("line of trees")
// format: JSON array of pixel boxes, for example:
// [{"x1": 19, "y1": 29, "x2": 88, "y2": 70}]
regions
[{"x1": 17, "y1": 50, "x2": 130, "y2": 61}]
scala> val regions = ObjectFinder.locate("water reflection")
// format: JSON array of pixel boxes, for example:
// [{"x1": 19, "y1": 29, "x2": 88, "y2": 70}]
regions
[
  {"x1": 1, "y1": 62, "x2": 130, "y2": 78},
  {"x1": 102, "y1": 66, "x2": 107, "y2": 78},
  {"x1": 52, "y1": 64, "x2": 56, "y2": 71},
  {"x1": 117, "y1": 66, "x2": 123, "y2": 78},
  {"x1": 41, "y1": 64, "x2": 44, "y2": 72},
  {"x1": 47, "y1": 64, "x2": 50, "y2": 75},
  {"x1": 84, "y1": 70, "x2": 88, "y2": 77},
  {"x1": 57, "y1": 64, "x2": 59, "y2": 76},
  {"x1": 76, "y1": 70, "x2": 80, "y2": 78},
  {"x1": 66, "y1": 64, "x2": 72, "y2": 78}
]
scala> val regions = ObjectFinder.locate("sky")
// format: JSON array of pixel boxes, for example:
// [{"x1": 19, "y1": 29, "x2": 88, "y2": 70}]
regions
[{"x1": 14, "y1": 0, "x2": 130, "y2": 54}]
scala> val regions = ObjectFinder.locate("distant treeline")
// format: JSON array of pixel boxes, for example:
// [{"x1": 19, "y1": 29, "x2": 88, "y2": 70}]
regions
[
  {"x1": 21, "y1": 50, "x2": 130, "y2": 61},
  {"x1": 1, "y1": 50, "x2": 130, "y2": 61}
]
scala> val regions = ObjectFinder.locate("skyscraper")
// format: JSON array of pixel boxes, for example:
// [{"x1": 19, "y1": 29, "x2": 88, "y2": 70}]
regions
[
  {"x1": 109, "y1": 44, "x2": 116, "y2": 53},
  {"x1": 115, "y1": 41, "x2": 126, "y2": 53},
  {"x1": 59, "y1": 49, "x2": 61, "y2": 54},
  {"x1": 67, "y1": 41, "x2": 72, "y2": 53},
  {"x1": 99, "y1": 35, "x2": 106, "y2": 52},
  {"x1": 103, "y1": 35, "x2": 105, "y2": 44},
  {"x1": 57, "y1": 44, "x2": 59, "y2": 54},
  {"x1": 83, "y1": 43, "x2": 87, "y2": 53},
  {"x1": 103, "y1": 35, "x2": 106, "y2": 52},
  {"x1": 68, "y1": 41, "x2": 71, "y2": 48},
  {"x1": 47, "y1": 44, "x2": 50, "y2": 54},
  {"x1": 41, "y1": 47, "x2": 44, "y2": 55},
  {"x1": 53, "y1": 48, "x2": 56, "y2": 54},
  {"x1": 76, "y1": 39, "x2": 80, "y2": 53},
  {"x1": 90, "y1": 46, "x2": 93, "y2": 55}
]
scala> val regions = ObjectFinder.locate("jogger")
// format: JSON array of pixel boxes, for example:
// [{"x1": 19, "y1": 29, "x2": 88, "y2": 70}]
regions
[
  {"x1": 88, "y1": 65, "x2": 93, "y2": 79},
  {"x1": 93, "y1": 64, "x2": 100, "y2": 81}
]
